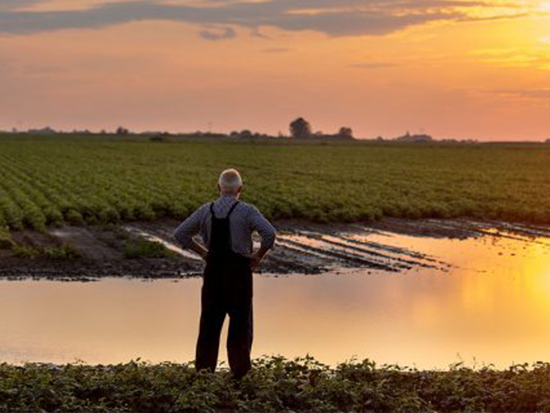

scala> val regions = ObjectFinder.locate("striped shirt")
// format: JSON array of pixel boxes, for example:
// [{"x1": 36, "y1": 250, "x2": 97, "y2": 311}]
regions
[{"x1": 173, "y1": 195, "x2": 277, "y2": 256}]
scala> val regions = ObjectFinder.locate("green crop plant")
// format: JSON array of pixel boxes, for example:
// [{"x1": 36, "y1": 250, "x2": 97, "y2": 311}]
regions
[
  {"x1": 1, "y1": 134, "x2": 549, "y2": 231},
  {"x1": 0, "y1": 226, "x2": 14, "y2": 249}
]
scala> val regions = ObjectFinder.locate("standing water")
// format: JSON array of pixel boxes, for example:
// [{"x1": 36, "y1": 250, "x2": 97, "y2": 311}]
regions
[{"x1": 1, "y1": 228, "x2": 550, "y2": 369}]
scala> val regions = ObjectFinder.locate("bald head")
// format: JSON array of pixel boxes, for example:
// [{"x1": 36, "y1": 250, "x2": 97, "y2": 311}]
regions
[{"x1": 218, "y1": 169, "x2": 243, "y2": 196}]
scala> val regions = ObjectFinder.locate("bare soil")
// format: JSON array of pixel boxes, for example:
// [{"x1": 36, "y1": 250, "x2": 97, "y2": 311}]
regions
[{"x1": 1, "y1": 218, "x2": 549, "y2": 280}]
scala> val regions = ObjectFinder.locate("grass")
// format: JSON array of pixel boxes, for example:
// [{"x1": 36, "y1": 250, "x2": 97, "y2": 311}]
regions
[
  {"x1": 0, "y1": 356, "x2": 549, "y2": 412},
  {"x1": 123, "y1": 239, "x2": 174, "y2": 259},
  {"x1": 1, "y1": 134, "x2": 550, "y2": 231},
  {"x1": 0, "y1": 226, "x2": 14, "y2": 249},
  {"x1": 43, "y1": 244, "x2": 82, "y2": 260},
  {"x1": 12, "y1": 244, "x2": 81, "y2": 260}
]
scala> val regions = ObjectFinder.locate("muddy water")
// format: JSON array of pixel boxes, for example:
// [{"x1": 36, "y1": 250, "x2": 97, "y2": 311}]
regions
[{"x1": 1, "y1": 229, "x2": 550, "y2": 369}]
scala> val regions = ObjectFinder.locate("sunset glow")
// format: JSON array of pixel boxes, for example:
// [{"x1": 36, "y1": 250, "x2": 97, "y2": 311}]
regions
[{"x1": 1, "y1": 0, "x2": 550, "y2": 140}]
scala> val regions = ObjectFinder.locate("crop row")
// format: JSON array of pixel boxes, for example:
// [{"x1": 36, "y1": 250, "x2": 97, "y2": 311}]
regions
[{"x1": 1, "y1": 135, "x2": 549, "y2": 231}]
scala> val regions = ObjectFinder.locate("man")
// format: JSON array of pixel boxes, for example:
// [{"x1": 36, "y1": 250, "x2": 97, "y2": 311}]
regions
[{"x1": 173, "y1": 169, "x2": 276, "y2": 379}]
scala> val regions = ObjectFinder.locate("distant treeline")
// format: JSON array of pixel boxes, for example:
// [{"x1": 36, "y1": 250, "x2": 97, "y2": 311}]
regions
[{"x1": 3, "y1": 116, "x2": 525, "y2": 144}]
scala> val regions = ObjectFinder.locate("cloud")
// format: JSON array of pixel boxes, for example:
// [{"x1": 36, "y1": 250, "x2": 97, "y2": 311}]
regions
[
  {"x1": 471, "y1": 47, "x2": 550, "y2": 70},
  {"x1": 0, "y1": 0, "x2": 42, "y2": 11},
  {"x1": 0, "y1": 0, "x2": 534, "y2": 38},
  {"x1": 491, "y1": 88, "x2": 550, "y2": 100},
  {"x1": 261, "y1": 47, "x2": 293, "y2": 53},
  {"x1": 23, "y1": 64, "x2": 67, "y2": 75},
  {"x1": 349, "y1": 62, "x2": 398, "y2": 69},
  {"x1": 199, "y1": 27, "x2": 235, "y2": 40},
  {"x1": 0, "y1": 57, "x2": 13, "y2": 73}
]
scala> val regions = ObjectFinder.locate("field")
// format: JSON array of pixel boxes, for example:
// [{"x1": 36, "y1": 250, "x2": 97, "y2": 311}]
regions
[
  {"x1": 2, "y1": 135, "x2": 550, "y2": 411},
  {"x1": 1, "y1": 356, "x2": 550, "y2": 412},
  {"x1": 1, "y1": 134, "x2": 550, "y2": 232}
]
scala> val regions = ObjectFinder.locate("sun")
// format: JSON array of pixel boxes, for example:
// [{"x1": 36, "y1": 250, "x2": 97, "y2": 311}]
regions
[{"x1": 539, "y1": 0, "x2": 550, "y2": 13}]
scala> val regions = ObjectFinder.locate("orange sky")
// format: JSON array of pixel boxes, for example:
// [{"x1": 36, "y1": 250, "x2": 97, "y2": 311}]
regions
[{"x1": 1, "y1": 0, "x2": 549, "y2": 140}]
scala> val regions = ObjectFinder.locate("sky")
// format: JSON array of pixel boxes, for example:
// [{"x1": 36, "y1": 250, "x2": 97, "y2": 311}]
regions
[{"x1": 1, "y1": 0, "x2": 550, "y2": 140}]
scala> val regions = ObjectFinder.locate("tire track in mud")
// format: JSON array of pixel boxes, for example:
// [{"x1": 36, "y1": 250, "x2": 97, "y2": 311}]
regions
[
  {"x1": 126, "y1": 217, "x2": 550, "y2": 276},
  {"x1": 275, "y1": 230, "x2": 449, "y2": 273},
  {"x1": 126, "y1": 222, "x2": 448, "y2": 275},
  {"x1": 465, "y1": 221, "x2": 550, "y2": 247},
  {"x1": 275, "y1": 237, "x2": 402, "y2": 272},
  {"x1": 3, "y1": 218, "x2": 549, "y2": 279}
]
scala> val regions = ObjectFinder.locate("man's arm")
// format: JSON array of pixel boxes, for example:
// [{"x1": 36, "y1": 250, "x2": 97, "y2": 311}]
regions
[
  {"x1": 248, "y1": 206, "x2": 277, "y2": 269},
  {"x1": 173, "y1": 205, "x2": 209, "y2": 260},
  {"x1": 187, "y1": 240, "x2": 208, "y2": 260}
]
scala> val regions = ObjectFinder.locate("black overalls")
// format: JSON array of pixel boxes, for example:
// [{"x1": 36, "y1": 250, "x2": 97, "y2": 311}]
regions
[{"x1": 195, "y1": 201, "x2": 253, "y2": 378}]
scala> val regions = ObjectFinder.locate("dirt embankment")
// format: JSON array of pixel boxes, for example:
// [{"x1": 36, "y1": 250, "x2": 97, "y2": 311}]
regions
[{"x1": 1, "y1": 218, "x2": 549, "y2": 280}]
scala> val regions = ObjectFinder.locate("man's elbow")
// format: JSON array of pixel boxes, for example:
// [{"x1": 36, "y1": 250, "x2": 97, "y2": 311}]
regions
[
  {"x1": 263, "y1": 230, "x2": 277, "y2": 250},
  {"x1": 173, "y1": 228, "x2": 191, "y2": 248},
  {"x1": 176, "y1": 236, "x2": 194, "y2": 249},
  {"x1": 172, "y1": 229, "x2": 183, "y2": 244}
]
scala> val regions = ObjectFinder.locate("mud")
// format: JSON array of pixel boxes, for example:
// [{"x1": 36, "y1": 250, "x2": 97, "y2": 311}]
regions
[{"x1": 0, "y1": 218, "x2": 549, "y2": 280}]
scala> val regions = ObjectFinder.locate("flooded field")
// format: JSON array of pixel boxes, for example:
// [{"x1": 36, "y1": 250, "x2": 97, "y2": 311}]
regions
[{"x1": 1, "y1": 221, "x2": 550, "y2": 369}]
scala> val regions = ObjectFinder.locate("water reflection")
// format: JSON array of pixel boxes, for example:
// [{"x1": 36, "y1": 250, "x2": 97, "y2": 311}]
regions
[{"x1": 0, "y1": 232, "x2": 549, "y2": 368}]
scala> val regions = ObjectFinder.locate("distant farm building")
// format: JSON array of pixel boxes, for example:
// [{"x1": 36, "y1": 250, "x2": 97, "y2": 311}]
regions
[
  {"x1": 28, "y1": 127, "x2": 56, "y2": 135},
  {"x1": 395, "y1": 132, "x2": 434, "y2": 143}
]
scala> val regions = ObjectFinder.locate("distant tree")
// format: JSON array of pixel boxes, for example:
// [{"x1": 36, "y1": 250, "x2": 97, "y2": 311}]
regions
[
  {"x1": 150, "y1": 134, "x2": 166, "y2": 142},
  {"x1": 239, "y1": 130, "x2": 253, "y2": 138},
  {"x1": 290, "y1": 117, "x2": 312, "y2": 139},
  {"x1": 116, "y1": 126, "x2": 129, "y2": 135},
  {"x1": 338, "y1": 127, "x2": 354, "y2": 139}
]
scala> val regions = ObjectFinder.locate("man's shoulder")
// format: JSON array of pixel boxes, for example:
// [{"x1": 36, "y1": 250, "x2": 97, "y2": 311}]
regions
[
  {"x1": 193, "y1": 202, "x2": 212, "y2": 216},
  {"x1": 236, "y1": 200, "x2": 259, "y2": 212},
  {"x1": 236, "y1": 201, "x2": 268, "y2": 220}
]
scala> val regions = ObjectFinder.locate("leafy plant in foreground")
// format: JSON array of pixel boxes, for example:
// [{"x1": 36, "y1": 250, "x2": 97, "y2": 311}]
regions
[{"x1": 0, "y1": 356, "x2": 549, "y2": 412}]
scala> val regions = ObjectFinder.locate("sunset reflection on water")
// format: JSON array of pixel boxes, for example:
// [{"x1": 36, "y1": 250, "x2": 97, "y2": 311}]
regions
[{"x1": 0, "y1": 231, "x2": 549, "y2": 369}]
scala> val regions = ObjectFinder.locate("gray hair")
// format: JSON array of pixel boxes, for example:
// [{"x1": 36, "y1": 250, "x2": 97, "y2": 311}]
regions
[{"x1": 218, "y1": 169, "x2": 243, "y2": 193}]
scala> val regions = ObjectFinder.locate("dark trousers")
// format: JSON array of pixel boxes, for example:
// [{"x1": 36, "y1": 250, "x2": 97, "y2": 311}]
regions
[{"x1": 195, "y1": 254, "x2": 253, "y2": 378}]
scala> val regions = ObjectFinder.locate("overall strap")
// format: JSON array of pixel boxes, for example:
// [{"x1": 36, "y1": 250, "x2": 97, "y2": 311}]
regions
[
  {"x1": 210, "y1": 201, "x2": 239, "y2": 219},
  {"x1": 225, "y1": 201, "x2": 240, "y2": 219}
]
